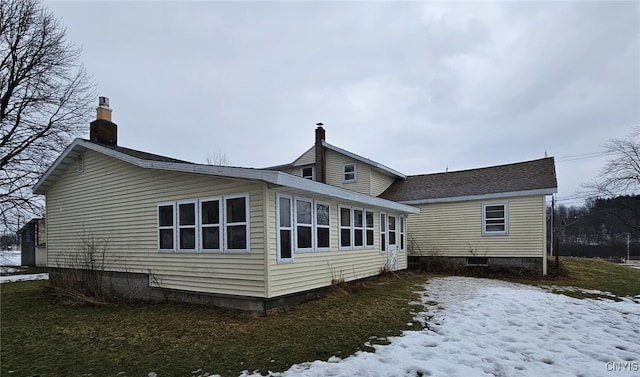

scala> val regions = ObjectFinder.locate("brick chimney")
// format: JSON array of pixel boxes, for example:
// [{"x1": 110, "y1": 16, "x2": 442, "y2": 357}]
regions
[
  {"x1": 89, "y1": 97, "x2": 117, "y2": 146},
  {"x1": 315, "y1": 123, "x2": 326, "y2": 183}
]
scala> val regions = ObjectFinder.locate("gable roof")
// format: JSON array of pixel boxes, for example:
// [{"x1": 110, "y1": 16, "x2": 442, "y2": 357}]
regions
[
  {"x1": 33, "y1": 139, "x2": 419, "y2": 214},
  {"x1": 270, "y1": 142, "x2": 406, "y2": 179},
  {"x1": 321, "y1": 142, "x2": 406, "y2": 179},
  {"x1": 379, "y1": 157, "x2": 558, "y2": 204}
]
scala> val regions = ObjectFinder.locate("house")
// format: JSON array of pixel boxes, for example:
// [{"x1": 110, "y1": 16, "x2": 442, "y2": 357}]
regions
[
  {"x1": 33, "y1": 98, "x2": 419, "y2": 311},
  {"x1": 34, "y1": 97, "x2": 557, "y2": 311},
  {"x1": 18, "y1": 218, "x2": 46, "y2": 267},
  {"x1": 379, "y1": 159, "x2": 557, "y2": 275}
]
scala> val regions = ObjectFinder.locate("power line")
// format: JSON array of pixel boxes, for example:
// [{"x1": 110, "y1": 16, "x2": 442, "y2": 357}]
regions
[{"x1": 555, "y1": 151, "x2": 612, "y2": 163}]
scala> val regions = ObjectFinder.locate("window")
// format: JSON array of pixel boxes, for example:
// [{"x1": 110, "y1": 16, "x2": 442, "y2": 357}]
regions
[
  {"x1": 178, "y1": 201, "x2": 197, "y2": 251},
  {"x1": 365, "y1": 210, "x2": 374, "y2": 247},
  {"x1": 399, "y1": 215, "x2": 405, "y2": 251},
  {"x1": 467, "y1": 257, "x2": 488, "y2": 266},
  {"x1": 316, "y1": 202, "x2": 330, "y2": 250},
  {"x1": 157, "y1": 194, "x2": 249, "y2": 253},
  {"x1": 339, "y1": 206, "x2": 352, "y2": 248},
  {"x1": 200, "y1": 198, "x2": 221, "y2": 251},
  {"x1": 380, "y1": 212, "x2": 386, "y2": 253},
  {"x1": 388, "y1": 215, "x2": 397, "y2": 248},
  {"x1": 483, "y1": 203, "x2": 508, "y2": 235},
  {"x1": 353, "y1": 209, "x2": 364, "y2": 247},
  {"x1": 158, "y1": 203, "x2": 175, "y2": 251},
  {"x1": 301, "y1": 166, "x2": 314, "y2": 180},
  {"x1": 226, "y1": 195, "x2": 249, "y2": 251},
  {"x1": 343, "y1": 163, "x2": 356, "y2": 182},
  {"x1": 295, "y1": 198, "x2": 313, "y2": 251},
  {"x1": 277, "y1": 194, "x2": 293, "y2": 263}
]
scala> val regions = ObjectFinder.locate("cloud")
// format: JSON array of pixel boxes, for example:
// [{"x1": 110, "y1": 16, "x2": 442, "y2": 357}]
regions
[{"x1": 46, "y1": 1, "x2": 639, "y2": 200}]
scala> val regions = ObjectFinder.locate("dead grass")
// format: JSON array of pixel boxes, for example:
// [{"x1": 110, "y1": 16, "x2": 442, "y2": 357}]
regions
[
  {"x1": 2, "y1": 258, "x2": 637, "y2": 376},
  {"x1": 0, "y1": 272, "x2": 428, "y2": 377},
  {"x1": 499, "y1": 257, "x2": 640, "y2": 299}
]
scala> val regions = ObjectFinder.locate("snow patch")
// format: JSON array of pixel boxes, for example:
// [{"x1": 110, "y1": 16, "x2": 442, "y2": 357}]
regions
[{"x1": 236, "y1": 276, "x2": 640, "y2": 377}]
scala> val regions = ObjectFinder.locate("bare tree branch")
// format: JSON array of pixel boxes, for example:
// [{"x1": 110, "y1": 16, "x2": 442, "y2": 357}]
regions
[
  {"x1": 584, "y1": 126, "x2": 640, "y2": 198},
  {"x1": 0, "y1": 0, "x2": 95, "y2": 233}
]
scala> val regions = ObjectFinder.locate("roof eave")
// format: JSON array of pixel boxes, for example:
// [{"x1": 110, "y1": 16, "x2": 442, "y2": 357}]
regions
[
  {"x1": 34, "y1": 140, "x2": 419, "y2": 214},
  {"x1": 322, "y1": 141, "x2": 406, "y2": 179},
  {"x1": 397, "y1": 188, "x2": 558, "y2": 205}
]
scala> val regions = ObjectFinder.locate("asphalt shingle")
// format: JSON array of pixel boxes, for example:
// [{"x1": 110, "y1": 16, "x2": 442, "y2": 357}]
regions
[{"x1": 379, "y1": 157, "x2": 557, "y2": 202}]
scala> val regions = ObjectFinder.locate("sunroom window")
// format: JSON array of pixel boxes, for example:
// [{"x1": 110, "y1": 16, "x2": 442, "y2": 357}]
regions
[
  {"x1": 226, "y1": 195, "x2": 248, "y2": 250},
  {"x1": 157, "y1": 194, "x2": 249, "y2": 253},
  {"x1": 178, "y1": 201, "x2": 197, "y2": 251},
  {"x1": 296, "y1": 199, "x2": 313, "y2": 250},
  {"x1": 340, "y1": 206, "x2": 352, "y2": 248},
  {"x1": 365, "y1": 210, "x2": 374, "y2": 247},
  {"x1": 316, "y1": 202, "x2": 330, "y2": 249}
]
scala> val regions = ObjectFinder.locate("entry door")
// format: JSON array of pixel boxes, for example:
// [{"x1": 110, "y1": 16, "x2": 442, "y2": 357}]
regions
[{"x1": 387, "y1": 247, "x2": 398, "y2": 271}]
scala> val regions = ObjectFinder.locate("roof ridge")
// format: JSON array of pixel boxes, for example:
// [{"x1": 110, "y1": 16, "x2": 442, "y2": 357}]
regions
[{"x1": 406, "y1": 157, "x2": 555, "y2": 178}]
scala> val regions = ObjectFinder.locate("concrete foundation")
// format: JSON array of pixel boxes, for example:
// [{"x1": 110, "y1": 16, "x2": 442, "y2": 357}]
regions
[
  {"x1": 409, "y1": 256, "x2": 544, "y2": 275},
  {"x1": 48, "y1": 268, "x2": 328, "y2": 313}
]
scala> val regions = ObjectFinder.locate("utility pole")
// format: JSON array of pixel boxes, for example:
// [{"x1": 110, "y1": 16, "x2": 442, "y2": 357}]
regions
[
  {"x1": 553, "y1": 195, "x2": 559, "y2": 269},
  {"x1": 550, "y1": 197, "x2": 554, "y2": 257},
  {"x1": 627, "y1": 233, "x2": 630, "y2": 264}
]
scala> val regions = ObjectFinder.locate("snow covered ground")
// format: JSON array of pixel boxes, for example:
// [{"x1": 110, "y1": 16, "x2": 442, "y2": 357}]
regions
[
  {"x1": 0, "y1": 249, "x2": 48, "y2": 283},
  {"x1": 235, "y1": 277, "x2": 640, "y2": 377},
  {"x1": 1, "y1": 247, "x2": 638, "y2": 376},
  {"x1": 0, "y1": 249, "x2": 21, "y2": 267}
]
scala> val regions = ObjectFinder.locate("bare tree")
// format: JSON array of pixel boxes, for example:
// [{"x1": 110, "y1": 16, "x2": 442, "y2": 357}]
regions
[
  {"x1": 0, "y1": 0, "x2": 94, "y2": 233},
  {"x1": 205, "y1": 151, "x2": 231, "y2": 166},
  {"x1": 585, "y1": 126, "x2": 640, "y2": 197}
]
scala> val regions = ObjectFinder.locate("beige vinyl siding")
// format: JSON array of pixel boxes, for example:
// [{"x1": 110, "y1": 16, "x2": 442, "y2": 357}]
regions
[
  {"x1": 325, "y1": 149, "x2": 371, "y2": 194},
  {"x1": 46, "y1": 150, "x2": 267, "y2": 297},
  {"x1": 369, "y1": 171, "x2": 397, "y2": 197},
  {"x1": 292, "y1": 146, "x2": 315, "y2": 166},
  {"x1": 407, "y1": 195, "x2": 547, "y2": 258},
  {"x1": 265, "y1": 189, "x2": 407, "y2": 297}
]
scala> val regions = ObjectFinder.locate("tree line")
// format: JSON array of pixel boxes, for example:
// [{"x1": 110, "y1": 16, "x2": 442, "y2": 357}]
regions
[{"x1": 550, "y1": 196, "x2": 640, "y2": 260}]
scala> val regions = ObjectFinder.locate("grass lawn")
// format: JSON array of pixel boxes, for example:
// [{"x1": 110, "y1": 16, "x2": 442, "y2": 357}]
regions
[
  {"x1": 1, "y1": 257, "x2": 638, "y2": 376},
  {"x1": 503, "y1": 257, "x2": 640, "y2": 299},
  {"x1": 0, "y1": 272, "x2": 428, "y2": 377}
]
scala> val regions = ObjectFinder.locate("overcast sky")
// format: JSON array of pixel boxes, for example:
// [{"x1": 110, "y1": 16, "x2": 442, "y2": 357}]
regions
[{"x1": 47, "y1": 1, "x2": 639, "y2": 205}]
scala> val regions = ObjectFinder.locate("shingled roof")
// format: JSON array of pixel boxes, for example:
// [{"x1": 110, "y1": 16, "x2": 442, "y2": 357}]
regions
[
  {"x1": 93, "y1": 141, "x2": 192, "y2": 164},
  {"x1": 379, "y1": 157, "x2": 557, "y2": 203}
]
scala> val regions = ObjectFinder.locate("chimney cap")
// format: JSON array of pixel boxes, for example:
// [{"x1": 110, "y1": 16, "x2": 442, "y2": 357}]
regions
[
  {"x1": 98, "y1": 96, "x2": 110, "y2": 108},
  {"x1": 316, "y1": 122, "x2": 324, "y2": 127}
]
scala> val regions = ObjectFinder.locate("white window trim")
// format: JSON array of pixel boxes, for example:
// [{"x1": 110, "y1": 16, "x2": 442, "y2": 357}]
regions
[
  {"x1": 157, "y1": 193, "x2": 250, "y2": 254},
  {"x1": 199, "y1": 197, "x2": 222, "y2": 252},
  {"x1": 315, "y1": 201, "x2": 331, "y2": 251},
  {"x1": 276, "y1": 194, "x2": 294, "y2": 263},
  {"x1": 365, "y1": 209, "x2": 375, "y2": 248},
  {"x1": 353, "y1": 207, "x2": 365, "y2": 249},
  {"x1": 294, "y1": 197, "x2": 314, "y2": 252},
  {"x1": 301, "y1": 166, "x2": 314, "y2": 180},
  {"x1": 177, "y1": 199, "x2": 198, "y2": 252},
  {"x1": 343, "y1": 162, "x2": 357, "y2": 183},
  {"x1": 399, "y1": 215, "x2": 405, "y2": 252},
  {"x1": 379, "y1": 211, "x2": 386, "y2": 254},
  {"x1": 224, "y1": 193, "x2": 251, "y2": 253},
  {"x1": 482, "y1": 202, "x2": 509, "y2": 236},
  {"x1": 158, "y1": 202, "x2": 176, "y2": 252},
  {"x1": 339, "y1": 205, "x2": 353, "y2": 250},
  {"x1": 388, "y1": 214, "x2": 397, "y2": 250}
]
